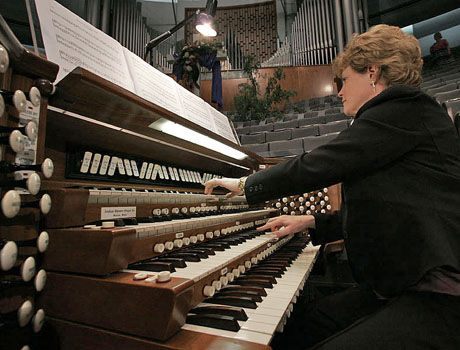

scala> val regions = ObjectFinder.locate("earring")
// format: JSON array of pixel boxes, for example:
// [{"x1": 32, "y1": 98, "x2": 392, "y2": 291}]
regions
[{"x1": 371, "y1": 81, "x2": 376, "y2": 92}]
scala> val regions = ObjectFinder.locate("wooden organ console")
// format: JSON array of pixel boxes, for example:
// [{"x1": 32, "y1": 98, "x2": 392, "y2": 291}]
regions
[{"x1": 0, "y1": 17, "x2": 340, "y2": 350}]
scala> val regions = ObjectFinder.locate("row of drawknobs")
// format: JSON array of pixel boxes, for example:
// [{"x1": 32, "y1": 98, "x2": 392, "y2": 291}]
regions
[
  {"x1": 0, "y1": 43, "x2": 52, "y2": 350},
  {"x1": 269, "y1": 188, "x2": 332, "y2": 215}
]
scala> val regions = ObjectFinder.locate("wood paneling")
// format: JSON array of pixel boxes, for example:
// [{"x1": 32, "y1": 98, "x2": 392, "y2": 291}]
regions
[{"x1": 201, "y1": 65, "x2": 337, "y2": 111}]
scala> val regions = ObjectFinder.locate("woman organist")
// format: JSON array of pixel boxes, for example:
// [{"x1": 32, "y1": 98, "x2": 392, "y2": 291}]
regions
[{"x1": 204, "y1": 24, "x2": 460, "y2": 349}]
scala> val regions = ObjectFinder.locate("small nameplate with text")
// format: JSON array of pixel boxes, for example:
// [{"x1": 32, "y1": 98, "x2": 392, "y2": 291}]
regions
[{"x1": 101, "y1": 207, "x2": 136, "y2": 220}]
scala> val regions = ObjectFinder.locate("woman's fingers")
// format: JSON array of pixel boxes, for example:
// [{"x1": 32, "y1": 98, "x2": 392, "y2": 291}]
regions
[
  {"x1": 203, "y1": 179, "x2": 218, "y2": 195},
  {"x1": 204, "y1": 178, "x2": 241, "y2": 196}
]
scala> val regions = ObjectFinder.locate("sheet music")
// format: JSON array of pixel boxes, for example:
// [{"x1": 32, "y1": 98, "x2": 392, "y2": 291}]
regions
[
  {"x1": 35, "y1": 0, "x2": 239, "y2": 146},
  {"x1": 206, "y1": 104, "x2": 238, "y2": 143},
  {"x1": 122, "y1": 48, "x2": 184, "y2": 117},
  {"x1": 35, "y1": 0, "x2": 135, "y2": 93},
  {"x1": 174, "y1": 84, "x2": 213, "y2": 131}
]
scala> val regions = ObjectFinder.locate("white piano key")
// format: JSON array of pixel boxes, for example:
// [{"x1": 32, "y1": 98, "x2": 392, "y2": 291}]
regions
[
  {"x1": 240, "y1": 319, "x2": 278, "y2": 335},
  {"x1": 234, "y1": 329, "x2": 272, "y2": 345}
]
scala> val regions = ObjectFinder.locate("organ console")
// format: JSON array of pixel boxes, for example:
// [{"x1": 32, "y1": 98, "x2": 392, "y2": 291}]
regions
[{"x1": 0, "y1": 16, "x2": 342, "y2": 350}]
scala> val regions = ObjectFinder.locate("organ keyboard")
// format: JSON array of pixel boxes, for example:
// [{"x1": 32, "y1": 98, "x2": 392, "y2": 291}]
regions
[{"x1": 0, "y1": 17, "x2": 337, "y2": 350}]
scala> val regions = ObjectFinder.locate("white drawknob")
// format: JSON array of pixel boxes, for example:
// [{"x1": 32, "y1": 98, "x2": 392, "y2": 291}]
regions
[
  {"x1": 0, "y1": 44, "x2": 9, "y2": 73},
  {"x1": 34, "y1": 269, "x2": 47, "y2": 292},
  {"x1": 226, "y1": 272, "x2": 234, "y2": 282},
  {"x1": 41, "y1": 158, "x2": 54, "y2": 178},
  {"x1": 183, "y1": 237, "x2": 190, "y2": 246},
  {"x1": 197, "y1": 234, "x2": 205, "y2": 242},
  {"x1": 165, "y1": 241, "x2": 174, "y2": 250},
  {"x1": 0, "y1": 241, "x2": 17, "y2": 271},
  {"x1": 205, "y1": 231, "x2": 213, "y2": 239},
  {"x1": 219, "y1": 276, "x2": 228, "y2": 286},
  {"x1": 232, "y1": 268, "x2": 240, "y2": 278},
  {"x1": 9, "y1": 130, "x2": 25, "y2": 153},
  {"x1": 239, "y1": 264, "x2": 246, "y2": 274},
  {"x1": 20, "y1": 256, "x2": 36, "y2": 282},
  {"x1": 26, "y1": 172, "x2": 41, "y2": 195},
  {"x1": 13, "y1": 90, "x2": 27, "y2": 113},
  {"x1": 32, "y1": 309, "x2": 45, "y2": 333},
  {"x1": 39, "y1": 193, "x2": 52, "y2": 215},
  {"x1": 153, "y1": 243, "x2": 165, "y2": 253},
  {"x1": 173, "y1": 239, "x2": 183, "y2": 248},
  {"x1": 37, "y1": 231, "x2": 49, "y2": 253},
  {"x1": 211, "y1": 280, "x2": 222, "y2": 291},
  {"x1": 202, "y1": 285, "x2": 215, "y2": 297},
  {"x1": 245, "y1": 260, "x2": 252, "y2": 269},
  {"x1": 28, "y1": 86, "x2": 41, "y2": 107},
  {"x1": 157, "y1": 271, "x2": 171, "y2": 283},
  {"x1": 18, "y1": 300, "x2": 33, "y2": 327},
  {"x1": 190, "y1": 236, "x2": 198, "y2": 244}
]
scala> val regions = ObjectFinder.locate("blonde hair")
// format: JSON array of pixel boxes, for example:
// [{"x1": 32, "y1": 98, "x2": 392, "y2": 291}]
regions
[{"x1": 332, "y1": 24, "x2": 423, "y2": 88}]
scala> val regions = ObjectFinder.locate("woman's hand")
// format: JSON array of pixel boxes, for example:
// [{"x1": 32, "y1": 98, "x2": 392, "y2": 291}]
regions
[
  {"x1": 204, "y1": 177, "x2": 242, "y2": 198},
  {"x1": 258, "y1": 215, "x2": 316, "y2": 238}
]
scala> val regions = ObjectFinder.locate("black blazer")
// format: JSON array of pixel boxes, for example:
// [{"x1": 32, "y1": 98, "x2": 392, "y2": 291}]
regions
[{"x1": 245, "y1": 85, "x2": 460, "y2": 296}]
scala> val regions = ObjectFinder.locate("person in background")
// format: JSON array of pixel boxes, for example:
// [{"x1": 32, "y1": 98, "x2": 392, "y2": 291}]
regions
[
  {"x1": 430, "y1": 31, "x2": 454, "y2": 66},
  {"x1": 204, "y1": 24, "x2": 460, "y2": 350},
  {"x1": 430, "y1": 31, "x2": 451, "y2": 55}
]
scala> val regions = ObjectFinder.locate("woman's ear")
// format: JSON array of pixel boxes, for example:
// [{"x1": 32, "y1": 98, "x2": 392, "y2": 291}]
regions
[{"x1": 367, "y1": 66, "x2": 380, "y2": 81}]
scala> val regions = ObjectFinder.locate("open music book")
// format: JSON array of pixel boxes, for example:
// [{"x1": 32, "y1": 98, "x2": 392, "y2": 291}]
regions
[{"x1": 34, "y1": 0, "x2": 236, "y2": 143}]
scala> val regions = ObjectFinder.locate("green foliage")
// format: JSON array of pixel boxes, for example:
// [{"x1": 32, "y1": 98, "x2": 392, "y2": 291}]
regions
[{"x1": 231, "y1": 56, "x2": 296, "y2": 122}]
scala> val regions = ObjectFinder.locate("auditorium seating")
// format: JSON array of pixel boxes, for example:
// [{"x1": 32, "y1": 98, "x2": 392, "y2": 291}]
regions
[
  {"x1": 266, "y1": 129, "x2": 292, "y2": 142},
  {"x1": 443, "y1": 100, "x2": 460, "y2": 119},
  {"x1": 240, "y1": 133, "x2": 266, "y2": 145},
  {"x1": 233, "y1": 98, "x2": 350, "y2": 157},
  {"x1": 318, "y1": 120, "x2": 348, "y2": 135},
  {"x1": 421, "y1": 48, "x2": 460, "y2": 123},
  {"x1": 268, "y1": 139, "x2": 304, "y2": 157},
  {"x1": 434, "y1": 89, "x2": 460, "y2": 105},
  {"x1": 291, "y1": 125, "x2": 319, "y2": 139}
]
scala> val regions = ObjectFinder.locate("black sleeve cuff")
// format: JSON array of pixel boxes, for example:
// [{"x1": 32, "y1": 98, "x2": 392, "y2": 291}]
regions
[{"x1": 310, "y1": 211, "x2": 344, "y2": 246}]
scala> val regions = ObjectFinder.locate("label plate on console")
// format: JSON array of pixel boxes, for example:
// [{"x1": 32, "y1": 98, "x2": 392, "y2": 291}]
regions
[{"x1": 101, "y1": 207, "x2": 137, "y2": 220}]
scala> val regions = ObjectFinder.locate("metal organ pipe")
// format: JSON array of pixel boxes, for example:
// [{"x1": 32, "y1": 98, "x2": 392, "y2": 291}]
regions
[
  {"x1": 351, "y1": 0, "x2": 360, "y2": 34},
  {"x1": 341, "y1": 0, "x2": 354, "y2": 42},
  {"x1": 333, "y1": 0, "x2": 344, "y2": 53}
]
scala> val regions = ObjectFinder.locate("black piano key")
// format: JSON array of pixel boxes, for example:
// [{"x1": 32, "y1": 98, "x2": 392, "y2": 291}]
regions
[
  {"x1": 232, "y1": 278, "x2": 273, "y2": 289},
  {"x1": 190, "y1": 305, "x2": 248, "y2": 321},
  {"x1": 123, "y1": 218, "x2": 138, "y2": 225},
  {"x1": 136, "y1": 217, "x2": 156, "y2": 223},
  {"x1": 166, "y1": 252, "x2": 201, "y2": 262},
  {"x1": 245, "y1": 269, "x2": 283, "y2": 278},
  {"x1": 237, "y1": 275, "x2": 277, "y2": 284},
  {"x1": 153, "y1": 257, "x2": 187, "y2": 268},
  {"x1": 203, "y1": 242, "x2": 230, "y2": 250},
  {"x1": 221, "y1": 285, "x2": 267, "y2": 297},
  {"x1": 194, "y1": 247, "x2": 216, "y2": 255},
  {"x1": 257, "y1": 264, "x2": 287, "y2": 272},
  {"x1": 205, "y1": 296, "x2": 258, "y2": 309},
  {"x1": 186, "y1": 314, "x2": 240, "y2": 331},
  {"x1": 181, "y1": 249, "x2": 209, "y2": 259},
  {"x1": 217, "y1": 290, "x2": 263, "y2": 302},
  {"x1": 129, "y1": 262, "x2": 175, "y2": 273}
]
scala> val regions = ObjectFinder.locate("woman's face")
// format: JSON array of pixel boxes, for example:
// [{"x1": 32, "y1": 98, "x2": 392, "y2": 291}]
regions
[{"x1": 338, "y1": 66, "x2": 377, "y2": 117}]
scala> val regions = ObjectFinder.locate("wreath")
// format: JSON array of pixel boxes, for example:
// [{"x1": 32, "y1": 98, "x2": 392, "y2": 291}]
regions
[{"x1": 173, "y1": 42, "x2": 222, "y2": 90}]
